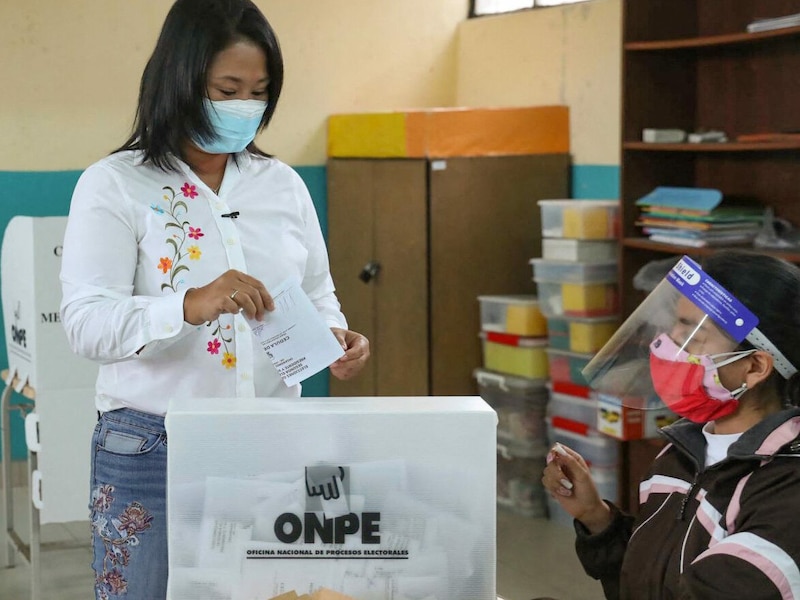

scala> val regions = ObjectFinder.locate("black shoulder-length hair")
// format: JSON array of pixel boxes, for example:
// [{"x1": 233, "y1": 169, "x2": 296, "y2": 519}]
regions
[{"x1": 114, "y1": 0, "x2": 284, "y2": 171}]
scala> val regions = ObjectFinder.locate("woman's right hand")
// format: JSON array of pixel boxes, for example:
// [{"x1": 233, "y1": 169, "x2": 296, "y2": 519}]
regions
[
  {"x1": 542, "y1": 442, "x2": 612, "y2": 534},
  {"x1": 183, "y1": 269, "x2": 274, "y2": 325}
]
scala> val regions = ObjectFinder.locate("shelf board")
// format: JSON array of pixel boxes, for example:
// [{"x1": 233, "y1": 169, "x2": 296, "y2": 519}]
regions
[
  {"x1": 625, "y1": 25, "x2": 800, "y2": 51},
  {"x1": 622, "y1": 237, "x2": 800, "y2": 263},
  {"x1": 623, "y1": 141, "x2": 800, "y2": 152}
]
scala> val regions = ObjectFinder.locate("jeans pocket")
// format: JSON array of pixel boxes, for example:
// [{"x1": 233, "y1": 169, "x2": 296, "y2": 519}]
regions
[
  {"x1": 97, "y1": 419, "x2": 164, "y2": 456},
  {"x1": 102, "y1": 430, "x2": 147, "y2": 453}
]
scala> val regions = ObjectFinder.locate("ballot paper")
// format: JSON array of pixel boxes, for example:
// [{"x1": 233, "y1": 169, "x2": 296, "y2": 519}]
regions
[{"x1": 247, "y1": 279, "x2": 345, "y2": 386}]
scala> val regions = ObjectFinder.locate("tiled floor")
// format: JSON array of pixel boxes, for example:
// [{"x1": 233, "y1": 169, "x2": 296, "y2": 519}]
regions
[{"x1": 0, "y1": 487, "x2": 603, "y2": 600}]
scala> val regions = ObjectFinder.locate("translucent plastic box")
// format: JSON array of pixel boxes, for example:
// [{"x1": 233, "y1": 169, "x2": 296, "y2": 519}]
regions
[
  {"x1": 165, "y1": 397, "x2": 498, "y2": 600},
  {"x1": 546, "y1": 315, "x2": 621, "y2": 353},
  {"x1": 480, "y1": 332, "x2": 549, "y2": 379},
  {"x1": 597, "y1": 393, "x2": 679, "y2": 441},
  {"x1": 545, "y1": 347, "x2": 595, "y2": 387},
  {"x1": 535, "y1": 279, "x2": 619, "y2": 318},
  {"x1": 542, "y1": 238, "x2": 618, "y2": 262},
  {"x1": 475, "y1": 368, "x2": 549, "y2": 451},
  {"x1": 546, "y1": 416, "x2": 619, "y2": 468},
  {"x1": 497, "y1": 446, "x2": 547, "y2": 518},
  {"x1": 546, "y1": 388, "x2": 599, "y2": 429},
  {"x1": 478, "y1": 294, "x2": 548, "y2": 337},
  {"x1": 538, "y1": 199, "x2": 620, "y2": 239},
  {"x1": 530, "y1": 258, "x2": 618, "y2": 283}
]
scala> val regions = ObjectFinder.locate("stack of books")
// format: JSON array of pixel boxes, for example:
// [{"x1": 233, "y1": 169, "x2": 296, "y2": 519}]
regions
[{"x1": 635, "y1": 187, "x2": 765, "y2": 248}]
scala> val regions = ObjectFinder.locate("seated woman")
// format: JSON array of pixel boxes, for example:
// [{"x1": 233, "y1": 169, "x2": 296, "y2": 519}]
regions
[{"x1": 543, "y1": 250, "x2": 800, "y2": 600}]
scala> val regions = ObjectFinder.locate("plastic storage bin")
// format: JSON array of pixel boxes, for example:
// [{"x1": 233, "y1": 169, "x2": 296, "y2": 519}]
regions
[
  {"x1": 531, "y1": 260, "x2": 619, "y2": 318},
  {"x1": 546, "y1": 316, "x2": 620, "y2": 353},
  {"x1": 530, "y1": 259, "x2": 618, "y2": 283},
  {"x1": 545, "y1": 347, "x2": 594, "y2": 387},
  {"x1": 497, "y1": 443, "x2": 547, "y2": 518},
  {"x1": 597, "y1": 393, "x2": 679, "y2": 440},
  {"x1": 546, "y1": 317, "x2": 571, "y2": 350},
  {"x1": 480, "y1": 332, "x2": 549, "y2": 379},
  {"x1": 546, "y1": 416, "x2": 619, "y2": 468},
  {"x1": 475, "y1": 368, "x2": 549, "y2": 450},
  {"x1": 542, "y1": 238, "x2": 618, "y2": 262},
  {"x1": 478, "y1": 295, "x2": 548, "y2": 336},
  {"x1": 538, "y1": 199, "x2": 620, "y2": 239},
  {"x1": 535, "y1": 279, "x2": 618, "y2": 318},
  {"x1": 546, "y1": 388, "x2": 599, "y2": 429}
]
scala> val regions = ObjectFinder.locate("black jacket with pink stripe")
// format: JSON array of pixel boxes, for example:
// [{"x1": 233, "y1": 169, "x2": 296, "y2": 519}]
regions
[{"x1": 575, "y1": 408, "x2": 800, "y2": 600}]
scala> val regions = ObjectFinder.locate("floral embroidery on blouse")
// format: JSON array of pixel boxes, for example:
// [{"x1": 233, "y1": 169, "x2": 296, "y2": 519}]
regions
[
  {"x1": 153, "y1": 183, "x2": 202, "y2": 293},
  {"x1": 181, "y1": 182, "x2": 198, "y2": 199},
  {"x1": 207, "y1": 319, "x2": 235, "y2": 367},
  {"x1": 153, "y1": 182, "x2": 237, "y2": 369},
  {"x1": 222, "y1": 352, "x2": 237, "y2": 369},
  {"x1": 90, "y1": 484, "x2": 155, "y2": 599}
]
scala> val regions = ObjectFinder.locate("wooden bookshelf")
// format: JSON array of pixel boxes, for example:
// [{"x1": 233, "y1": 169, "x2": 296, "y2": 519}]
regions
[
  {"x1": 624, "y1": 24, "x2": 800, "y2": 51},
  {"x1": 623, "y1": 141, "x2": 800, "y2": 152},
  {"x1": 618, "y1": 0, "x2": 800, "y2": 512}
]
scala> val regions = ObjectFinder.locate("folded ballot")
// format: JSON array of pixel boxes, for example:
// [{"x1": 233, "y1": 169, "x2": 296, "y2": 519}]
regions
[{"x1": 246, "y1": 278, "x2": 344, "y2": 386}]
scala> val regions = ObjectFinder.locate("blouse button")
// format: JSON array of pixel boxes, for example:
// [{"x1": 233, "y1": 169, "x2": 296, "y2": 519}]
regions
[
  {"x1": 227, "y1": 238, "x2": 236, "y2": 246},
  {"x1": 237, "y1": 324, "x2": 246, "y2": 332},
  {"x1": 164, "y1": 325, "x2": 174, "y2": 333}
]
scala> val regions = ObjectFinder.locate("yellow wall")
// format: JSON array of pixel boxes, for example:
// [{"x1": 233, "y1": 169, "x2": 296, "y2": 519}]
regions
[
  {"x1": 2, "y1": 0, "x2": 621, "y2": 169},
  {"x1": 0, "y1": 0, "x2": 466, "y2": 170},
  {"x1": 457, "y1": 0, "x2": 621, "y2": 165}
]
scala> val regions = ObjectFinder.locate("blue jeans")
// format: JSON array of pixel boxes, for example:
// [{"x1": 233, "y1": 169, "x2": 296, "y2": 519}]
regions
[{"x1": 89, "y1": 408, "x2": 168, "y2": 599}]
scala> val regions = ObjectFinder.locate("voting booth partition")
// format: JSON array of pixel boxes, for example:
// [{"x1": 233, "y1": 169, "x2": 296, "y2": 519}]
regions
[
  {"x1": 1, "y1": 216, "x2": 98, "y2": 598},
  {"x1": 166, "y1": 396, "x2": 498, "y2": 600}
]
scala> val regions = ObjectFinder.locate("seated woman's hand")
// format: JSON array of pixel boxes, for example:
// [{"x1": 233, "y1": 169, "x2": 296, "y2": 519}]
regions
[{"x1": 542, "y1": 442, "x2": 612, "y2": 534}]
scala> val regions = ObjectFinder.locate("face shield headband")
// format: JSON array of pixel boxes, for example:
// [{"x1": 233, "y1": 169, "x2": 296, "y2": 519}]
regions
[{"x1": 582, "y1": 256, "x2": 797, "y2": 413}]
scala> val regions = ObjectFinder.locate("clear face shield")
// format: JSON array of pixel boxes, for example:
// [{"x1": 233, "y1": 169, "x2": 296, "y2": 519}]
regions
[{"x1": 582, "y1": 256, "x2": 797, "y2": 419}]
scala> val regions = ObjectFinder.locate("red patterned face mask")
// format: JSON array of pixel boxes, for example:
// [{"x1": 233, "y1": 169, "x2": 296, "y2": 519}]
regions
[{"x1": 649, "y1": 334, "x2": 753, "y2": 423}]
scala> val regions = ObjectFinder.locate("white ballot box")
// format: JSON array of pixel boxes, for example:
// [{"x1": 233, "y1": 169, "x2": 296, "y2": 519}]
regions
[{"x1": 166, "y1": 396, "x2": 498, "y2": 600}]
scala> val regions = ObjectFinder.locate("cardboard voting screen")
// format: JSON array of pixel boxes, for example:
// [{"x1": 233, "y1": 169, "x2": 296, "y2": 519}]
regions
[
  {"x1": 166, "y1": 396, "x2": 498, "y2": 600},
  {"x1": 1, "y1": 215, "x2": 98, "y2": 391},
  {"x1": 33, "y1": 386, "x2": 97, "y2": 523},
  {"x1": 1, "y1": 216, "x2": 99, "y2": 524}
]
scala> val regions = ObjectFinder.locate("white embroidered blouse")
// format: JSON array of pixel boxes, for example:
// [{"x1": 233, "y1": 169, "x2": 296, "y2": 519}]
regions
[{"x1": 60, "y1": 150, "x2": 347, "y2": 415}]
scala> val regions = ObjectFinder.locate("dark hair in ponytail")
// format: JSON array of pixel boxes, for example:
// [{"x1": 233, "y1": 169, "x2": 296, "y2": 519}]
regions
[{"x1": 701, "y1": 250, "x2": 800, "y2": 407}]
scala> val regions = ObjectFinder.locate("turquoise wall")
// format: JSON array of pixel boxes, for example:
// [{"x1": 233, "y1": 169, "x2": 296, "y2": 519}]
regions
[
  {"x1": 0, "y1": 163, "x2": 619, "y2": 459},
  {"x1": 571, "y1": 165, "x2": 620, "y2": 199}
]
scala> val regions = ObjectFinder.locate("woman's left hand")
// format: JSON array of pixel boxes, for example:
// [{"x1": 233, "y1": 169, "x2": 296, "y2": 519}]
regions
[{"x1": 329, "y1": 328, "x2": 370, "y2": 380}]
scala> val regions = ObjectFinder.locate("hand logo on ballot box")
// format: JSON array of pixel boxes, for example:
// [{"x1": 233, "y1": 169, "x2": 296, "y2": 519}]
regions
[{"x1": 305, "y1": 466, "x2": 348, "y2": 504}]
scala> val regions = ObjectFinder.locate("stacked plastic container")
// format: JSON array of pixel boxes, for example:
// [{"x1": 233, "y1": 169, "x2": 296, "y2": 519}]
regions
[
  {"x1": 532, "y1": 199, "x2": 623, "y2": 527},
  {"x1": 476, "y1": 295, "x2": 550, "y2": 518}
]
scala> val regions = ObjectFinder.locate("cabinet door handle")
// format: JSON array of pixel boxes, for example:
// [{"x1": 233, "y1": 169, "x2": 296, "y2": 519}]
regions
[{"x1": 359, "y1": 260, "x2": 381, "y2": 283}]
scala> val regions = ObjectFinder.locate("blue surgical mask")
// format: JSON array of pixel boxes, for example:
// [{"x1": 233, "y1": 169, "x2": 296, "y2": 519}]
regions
[{"x1": 193, "y1": 98, "x2": 268, "y2": 154}]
